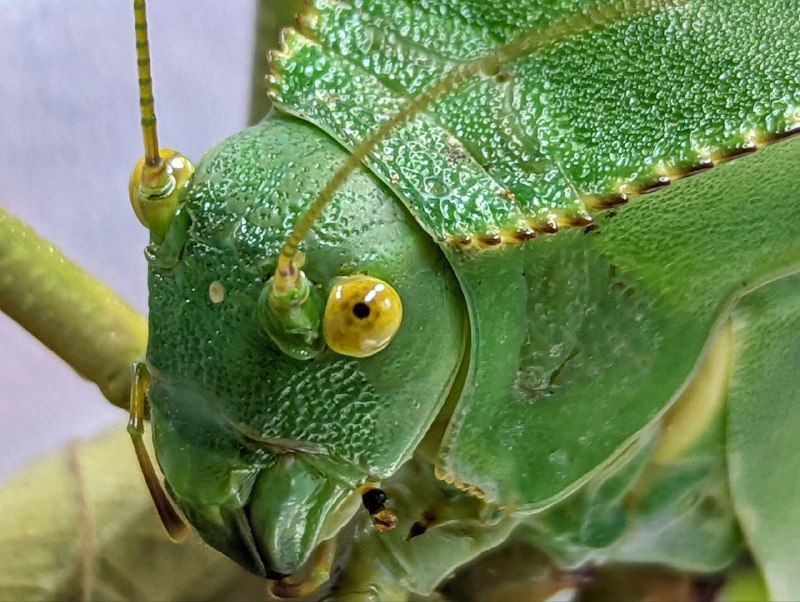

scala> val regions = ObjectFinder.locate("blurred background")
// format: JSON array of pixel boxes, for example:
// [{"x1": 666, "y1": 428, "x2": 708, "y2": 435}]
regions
[{"x1": 0, "y1": 1, "x2": 294, "y2": 482}]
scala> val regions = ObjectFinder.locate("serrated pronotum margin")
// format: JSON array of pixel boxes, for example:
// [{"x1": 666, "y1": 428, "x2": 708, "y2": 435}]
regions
[
  {"x1": 270, "y1": 33, "x2": 527, "y2": 242},
  {"x1": 269, "y1": 0, "x2": 800, "y2": 249}
]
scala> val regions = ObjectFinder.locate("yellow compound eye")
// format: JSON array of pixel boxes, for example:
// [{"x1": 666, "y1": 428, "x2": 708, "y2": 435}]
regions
[{"x1": 323, "y1": 276, "x2": 403, "y2": 358}]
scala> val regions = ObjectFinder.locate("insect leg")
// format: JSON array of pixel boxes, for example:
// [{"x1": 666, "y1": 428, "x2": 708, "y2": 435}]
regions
[{"x1": 127, "y1": 362, "x2": 188, "y2": 542}]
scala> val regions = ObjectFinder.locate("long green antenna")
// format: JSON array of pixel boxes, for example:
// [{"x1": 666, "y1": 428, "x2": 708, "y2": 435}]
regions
[
  {"x1": 128, "y1": 0, "x2": 194, "y2": 239},
  {"x1": 126, "y1": 0, "x2": 191, "y2": 541},
  {"x1": 272, "y1": 0, "x2": 687, "y2": 293},
  {"x1": 133, "y1": 0, "x2": 167, "y2": 190}
]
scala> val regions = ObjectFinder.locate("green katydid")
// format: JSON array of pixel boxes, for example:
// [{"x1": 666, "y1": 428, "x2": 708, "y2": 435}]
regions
[{"x1": 1, "y1": 0, "x2": 800, "y2": 599}]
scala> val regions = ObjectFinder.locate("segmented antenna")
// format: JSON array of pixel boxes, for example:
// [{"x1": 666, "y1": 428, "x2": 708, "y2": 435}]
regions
[
  {"x1": 133, "y1": 0, "x2": 167, "y2": 189},
  {"x1": 128, "y1": 0, "x2": 194, "y2": 237},
  {"x1": 273, "y1": 0, "x2": 687, "y2": 292},
  {"x1": 127, "y1": 2, "x2": 190, "y2": 541}
]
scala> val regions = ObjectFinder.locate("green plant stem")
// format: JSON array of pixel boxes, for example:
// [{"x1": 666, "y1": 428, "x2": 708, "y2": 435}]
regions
[{"x1": 0, "y1": 206, "x2": 147, "y2": 409}]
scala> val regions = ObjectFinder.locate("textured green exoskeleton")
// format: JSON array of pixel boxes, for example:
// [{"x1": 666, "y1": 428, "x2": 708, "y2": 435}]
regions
[
  {"x1": 147, "y1": 116, "x2": 465, "y2": 576},
  {"x1": 133, "y1": 0, "x2": 800, "y2": 598},
  {"x1": 1, "y1": 0, "x2": 799, "y2": 598}
]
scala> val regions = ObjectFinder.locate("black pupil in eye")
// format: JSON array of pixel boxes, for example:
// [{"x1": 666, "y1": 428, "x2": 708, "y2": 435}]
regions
[{"x1": 352, "y1": 302, "x2": 371, "y2": 319}]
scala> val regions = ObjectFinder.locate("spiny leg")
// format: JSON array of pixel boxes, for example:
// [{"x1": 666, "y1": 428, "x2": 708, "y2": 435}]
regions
[{"x1": 127, "y1": 362, "x2": 188, "y2": 542}]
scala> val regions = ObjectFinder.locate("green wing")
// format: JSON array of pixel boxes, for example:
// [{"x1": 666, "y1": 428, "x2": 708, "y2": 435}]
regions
[{"x1": 273, "y1": 0, "x2": 800, "y2": 505}]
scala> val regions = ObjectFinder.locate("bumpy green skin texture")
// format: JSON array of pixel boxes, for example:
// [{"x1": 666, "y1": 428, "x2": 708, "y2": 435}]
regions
[
  {"x1": 146, "y1": 114, "x2": 465, "y2": 573},
  {"x1": 143, "y1": 0, "x2": 800, "y2": 585},
  {"x1": 273, "y1": 0, "x2": 800, "y2": 508},
  {"x1": 524, "y1": 432, "x2": 660, "y2": 568},
  {"x1": 442, "y1": 137, "x2": 800, "y2": 506},
  {"x1": 273, "y1": 0, "x2": 800, "y2": 236},
  {"x1": 727, "y1": 274, "x2": 800, "y2": 601}
]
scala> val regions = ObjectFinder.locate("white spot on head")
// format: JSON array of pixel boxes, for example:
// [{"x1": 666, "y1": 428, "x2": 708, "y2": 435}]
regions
[{"x1": 209, "y1": 280, "x2": 226, "y2": 304}]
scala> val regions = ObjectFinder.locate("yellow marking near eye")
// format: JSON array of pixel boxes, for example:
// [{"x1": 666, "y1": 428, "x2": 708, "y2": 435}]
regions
[{"x1": 323, "y1": 275, "x2": 402, "y2": 358}]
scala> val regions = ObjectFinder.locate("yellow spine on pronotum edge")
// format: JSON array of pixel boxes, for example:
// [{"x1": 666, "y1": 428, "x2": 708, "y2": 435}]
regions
[{"x1": 271, "y1": 0, "x2": 688, "y2": 294}]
